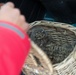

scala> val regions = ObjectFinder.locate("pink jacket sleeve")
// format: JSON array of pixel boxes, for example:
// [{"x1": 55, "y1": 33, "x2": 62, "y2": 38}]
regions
[{"x1": 0, "y1": 21, "x2": 31, "y2": 75}]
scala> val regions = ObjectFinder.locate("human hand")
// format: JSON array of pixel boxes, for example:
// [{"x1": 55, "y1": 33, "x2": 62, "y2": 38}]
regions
[{"x1": 0, "y1": 2, "x2": 29, "y2": 31}]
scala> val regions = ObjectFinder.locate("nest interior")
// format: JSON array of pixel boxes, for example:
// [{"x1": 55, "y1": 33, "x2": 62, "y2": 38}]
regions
[{"x1": 28, "y1": 25, "x2": 76, "y2": 64}]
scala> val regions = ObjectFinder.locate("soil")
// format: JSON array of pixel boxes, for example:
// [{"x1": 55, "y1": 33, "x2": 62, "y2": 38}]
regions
[{"x1": 28, "y1": 25, "x2": 76, "y2": 64}]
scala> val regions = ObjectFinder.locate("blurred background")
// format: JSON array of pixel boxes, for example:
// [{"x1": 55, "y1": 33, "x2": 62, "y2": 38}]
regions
[{"x1": 1, "y1": 0, "x2": 76, "y2": 26}]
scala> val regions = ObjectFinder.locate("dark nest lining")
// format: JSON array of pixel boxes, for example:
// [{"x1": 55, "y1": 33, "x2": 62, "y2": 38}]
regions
[{"x1": 28, "y1": 25, "x2": 76, "y2": 64}]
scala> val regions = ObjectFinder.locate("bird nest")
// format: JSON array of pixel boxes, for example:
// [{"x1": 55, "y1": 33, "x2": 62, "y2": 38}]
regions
[{"x1": 22, "y1": 20, "x2": 76, "y2": 75}]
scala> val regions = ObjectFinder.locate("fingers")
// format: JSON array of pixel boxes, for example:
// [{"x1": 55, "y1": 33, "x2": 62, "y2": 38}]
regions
[
  {"x1": 19, "y1": 15, "x2": 29, "y2": 31},
  {"x1": 4, "y1": 2, "x2": 14, "y2": 8},
  {"x1": 13, "y1": 8, "x2": 21, "y2": 15},
  {"x1": 1, "y1": 2, "x2": 14, "y2": 10},
  {"x1": 22, "y1": 23, "x2": 30, "y2": 32},
  {"x1": 20, "y1": 15, "x2": 26, "y2": 22}
]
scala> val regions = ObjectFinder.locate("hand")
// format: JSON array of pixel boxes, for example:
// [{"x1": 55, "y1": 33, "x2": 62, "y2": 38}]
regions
[{"x1": 0, "y1": 2, "x2": 29, "y2": 31}]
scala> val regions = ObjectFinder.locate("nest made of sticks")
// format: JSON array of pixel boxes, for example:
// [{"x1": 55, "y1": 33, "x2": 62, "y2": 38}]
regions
[
  {"x1": 28, "y1": 21, "x2": 76, "y2": 64},
  {"x1": 23, "y1": 20, "x2": 76, "y2": 75}
]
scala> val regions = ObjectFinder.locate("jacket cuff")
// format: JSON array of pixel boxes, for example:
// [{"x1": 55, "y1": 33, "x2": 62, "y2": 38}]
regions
[
  {"x1": 0, "y1": 20, "x2": 31, "y2": 50},
  {"x1": 0, "y1": 21, "x2": 27, "y2": 39}
]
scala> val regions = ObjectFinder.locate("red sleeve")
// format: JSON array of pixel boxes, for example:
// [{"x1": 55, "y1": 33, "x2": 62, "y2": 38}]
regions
[{"x1": 0, "y1": 21, "x2": 31, "y2": 75}]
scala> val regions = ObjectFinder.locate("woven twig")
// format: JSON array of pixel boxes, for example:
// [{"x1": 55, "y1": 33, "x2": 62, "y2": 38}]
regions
[
  {"x1": 23, "y1": 41, "x2": 53, "y2": 75},
  {"x1": 23, "y1": 20, "x2": 76, "y2": 75}
]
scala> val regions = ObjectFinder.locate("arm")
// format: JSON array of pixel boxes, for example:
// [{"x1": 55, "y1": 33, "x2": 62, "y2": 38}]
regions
[{"x1": 0, "y1": 2, "x2": 30, "y2": 75}]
